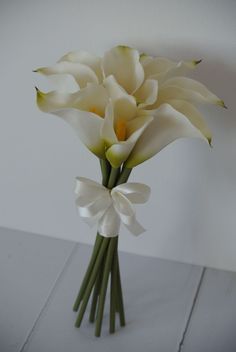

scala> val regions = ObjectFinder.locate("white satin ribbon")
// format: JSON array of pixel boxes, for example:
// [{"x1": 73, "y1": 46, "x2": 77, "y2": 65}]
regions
[{"x1": 75, "y1": 177, "x2": 151, "y2": 237}]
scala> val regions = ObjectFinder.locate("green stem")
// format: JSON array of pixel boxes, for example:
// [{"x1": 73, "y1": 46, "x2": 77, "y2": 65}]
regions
[
  {"x1": 107, "y1": 167, "x2": 120, "y2": 189},
  {"x1": 116, "y1": 167, "x2": 132, "y2": 185},
  {"x1": 75, "y1": 160, "x2": 129, "y2": 334},
  {"x1": 95, "y1": 237, "x2": 117, "y2": 337},
  {"x1": 100, "y1": 159, "x2": 111, "y2": 186},
  {"x1": 88, "y1": 159, "x2": 111, "y2": 322},
  {"x1": 73, "y1": 233, "x2": 103, "y2": 312},
  {"x1": 75, "y1": 238, "x2": 110, "y2": 327},
  {"x1": 89, "y1": 256, "x2": 104, "y2": 322},
  {"x1": 109, "y1": 237, "x2": 118, "y2": 333},
  {"x1": 116, "y1": 254, "x2": 126, "y2": 326}
]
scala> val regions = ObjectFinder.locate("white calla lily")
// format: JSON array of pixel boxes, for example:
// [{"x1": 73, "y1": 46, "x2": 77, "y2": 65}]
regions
[
  {"x1": 58, "y1": 51, "x2": 103, "y2": 83},
  {"x1": 34, "y1": 61, "x2": 98, "y2": 90},
  {"x1": 158, "y1": 77, "x2": 225, "y2": 107},
  {"x1": 102, "y1": 45, "x2": 144, "y2": 94},
  {"x1": 52, "y1": 108, "x2": 105, "y2": 157},
  {"x1": 125, "y1": 103, "x2": 207, "y2": 168},
  {"x1": 36, "y1": 83, "x2": 108, "y2": 115},
  {"x1": 105, "y1": 114, "x2": 154, "y2": 168},
  {"x1": 36, "y1": 83, "x2": 109, "y2": 157},
  {"x1": 167, "y1": 99, "x2": 212, "y2": 144},
  {"x1": 140, "y1": 55, "x2": 201, "y2": 83},
  {"x1": 101, "y1": 97, "x2": 153, "y2": 167}
]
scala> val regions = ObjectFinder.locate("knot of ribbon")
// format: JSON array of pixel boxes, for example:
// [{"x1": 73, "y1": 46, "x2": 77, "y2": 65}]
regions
[{"x1": 75, "y1": 177, "x2": 151, "y2": 237}]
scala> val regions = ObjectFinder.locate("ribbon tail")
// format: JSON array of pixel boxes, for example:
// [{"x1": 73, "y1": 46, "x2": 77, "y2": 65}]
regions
[
  {"x1": 124, "y1": 219, "x2": 146, "y2": 236},
  {"x1": 82, "y1": 216, "x2": 97, "y2": 228}
]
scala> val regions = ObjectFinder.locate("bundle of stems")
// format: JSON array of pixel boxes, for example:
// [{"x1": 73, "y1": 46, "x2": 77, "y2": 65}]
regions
[{"x1": 73, "y1": 159, "x2": 132, "y2": 337}]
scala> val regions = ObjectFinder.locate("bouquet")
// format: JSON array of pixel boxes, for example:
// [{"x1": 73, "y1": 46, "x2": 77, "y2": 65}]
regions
[{"x1": 34, "y1": 45, "x2": 225, "y2": 337}]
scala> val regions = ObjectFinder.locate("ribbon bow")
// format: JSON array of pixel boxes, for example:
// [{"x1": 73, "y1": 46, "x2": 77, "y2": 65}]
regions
[{"x1": 75, "y1": 177, "x2": 151, "y2": 237}]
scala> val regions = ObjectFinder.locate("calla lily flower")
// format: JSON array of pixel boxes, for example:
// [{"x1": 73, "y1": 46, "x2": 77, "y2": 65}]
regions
[
  {"x1": 36, "y1": 83, "x2": 109, "y2": 158},
  {"x1": 125, "y1": 103, "x2": 208, "y2": 168},
  {"x1": 34, "y1": 51, "x2": 103, "y2": 92},
  {"x1": 35, "y1": 45, "x2": 226, "y2": 169},
  {"x1": 100, "y1": 94, "x2": 153, "y2": 167}
]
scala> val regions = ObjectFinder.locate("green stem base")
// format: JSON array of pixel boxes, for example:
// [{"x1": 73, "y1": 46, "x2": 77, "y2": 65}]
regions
[
  {"x1": 73, "y1": 233, "x2": 125, "y2": 336},
  {"x1": 72, "y1": 162, "x2": 131, "y2": 336}
]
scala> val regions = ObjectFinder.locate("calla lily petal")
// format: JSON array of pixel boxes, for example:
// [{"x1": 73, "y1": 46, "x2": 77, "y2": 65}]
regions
[
  {"x1": 103, "y1": 75, "x2": 136, "y2": 105},
  {"x1": 141, "y1": 56, "x2": 200, "y2": 82},
  {"x1": 139, "y1": 53, "x2": 153, "y2": 66},
  {"x1": 113, "y1": 97, "x2": 137, "y2": 123},
  {"x1": 168, "y1": 99, "x2": 212, "y2": 144},
  {"x1": 125, "y1": 103, "x2": 207, "y2": 168},
  {"x1": 134, "y1": 79, "x2": 158, "y2": 108},
  {"x1": 73, "y1": 83, "x2": 109, "y2": 116},
  {"x1": 45, "y1": 74, "x2": 79, "y2": 93},
  {"x1": 105, "y1": 142, "x2": 134, "y2": 168},
  {"x1": 164, "y1": 60, "x2": 202, "y2": 81},
  {"x1": 100, "y1": 100, "x2": 118, "y2": 146},
  {"x1": 58, "y1": 51, "x2": 103, "y2": 83},
  {"x1": 126, "y1": 115, "x2": 154, "y2": 138},
  {"x1": 36, "y1": 88, "x2": 78, "y2": 112},
  {"x1": 141, "y1": 56, "x2": 176, "y2": 77},
  {"x1": 101, "y1": 96, "x2": 139, "y2": 148},
  {"x1": 35, "y1": 61, "x2": 98, "y2": 89},
  {"x1": 50, "y1": 108, "x2": 105, "y2": 157},
  {"x1": 106, "y1": 115, "x2": 153, "y2": 168},
  {"x1": 36, "y1": 87, "x2": 106, "y2": 158},
  {"x1": 36, "y1": 84, "x2": 108, "y2": 118},
  {"x1": 160, "y1": 77, "x2": 224, "y2": 106},
  {"x1": 102, "y1": 45, "x2": 144, "y2": 94}
]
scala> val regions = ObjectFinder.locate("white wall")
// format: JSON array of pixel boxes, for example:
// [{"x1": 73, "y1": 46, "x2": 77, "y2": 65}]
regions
[{"x1": 0, "y1": 0, "x2": 236, "y2": 271}]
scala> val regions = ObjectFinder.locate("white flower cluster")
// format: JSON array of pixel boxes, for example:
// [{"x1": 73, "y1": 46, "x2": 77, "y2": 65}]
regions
[{"x1": 35, "y1": 45, "x2": 225, "y2": 168}]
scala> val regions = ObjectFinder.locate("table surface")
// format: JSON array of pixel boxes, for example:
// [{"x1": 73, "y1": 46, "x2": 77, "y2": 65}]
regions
[{"x1": 1, "y1": 227, "x2": 236, "y2": 352}]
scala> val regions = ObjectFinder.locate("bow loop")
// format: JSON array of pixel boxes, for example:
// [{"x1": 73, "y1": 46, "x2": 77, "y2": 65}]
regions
[{"x1": 112, "y1": 183, "x2": 150, "y2": 204}]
